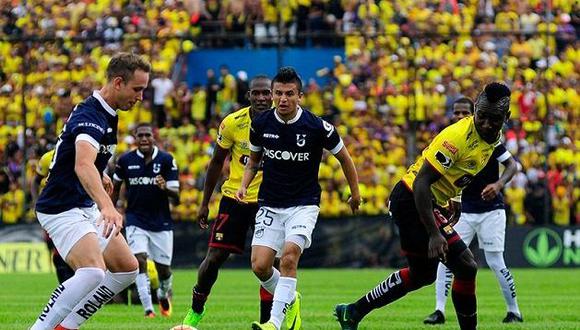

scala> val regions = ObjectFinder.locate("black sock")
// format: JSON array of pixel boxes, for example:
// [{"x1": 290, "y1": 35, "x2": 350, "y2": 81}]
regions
[
  {"x1": 353, "y1": 268, "x2": 414, "y2": 319},
  {"x1": 451, "y1": 279, "x2": 477, "y2": 330},
  {"x1": 259, "y1": 286, "x2": 274, "y2": 323},
  {"x1": 191, "y1": 285, "x2": 208, "y2": 313}
]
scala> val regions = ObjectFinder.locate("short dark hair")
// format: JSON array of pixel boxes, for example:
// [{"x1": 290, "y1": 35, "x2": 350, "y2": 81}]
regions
[
  {"x1": 475, "y1": 82, "x2": 511, "y2": 114},
  {"x1": 133, "y1": 122, "x2": 153, "y2": 134},
  {"x1": 106, "y1": 53, "x2": 151, "y2": 82},
  {"x1": 453, "y1": 97, "x2": 475, "y2": 113},
  {"x1": 250, "y1": 74, "x2": 271, "y2": 88},
  {"x1": 272, "y1": 67, "x2": 302, "y2": 92}
]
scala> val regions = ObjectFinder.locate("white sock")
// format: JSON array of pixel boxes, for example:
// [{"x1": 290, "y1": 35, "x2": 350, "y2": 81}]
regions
[
  {"x1": 30, "y1": 267, "x2": 105, "y2": 330},
  {"x1": 485, "y1": 251, "x2": 520, "y2": 315},
  {"x1": 136, "y1": 273, "x2": 154, "y2": 312},
  {"x1": 157, "y1": 274, "x2": 173, "y2": 299},
  {"x1": 260, "y1": 268, "x2": 280, "y2": 295},
  {"x1": 270, "y1": 277, "x2": 296, "y2": 329},
  {"x1": 434, "y1": 263, "x2": 453, "y2": 313},
  {"x1": 60, "y1": 269, "x2": 138, "y2": 328}
]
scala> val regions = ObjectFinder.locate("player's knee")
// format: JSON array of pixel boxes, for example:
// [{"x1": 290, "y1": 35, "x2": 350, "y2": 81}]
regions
[
  {"x1": 251, "y1": 259, "x2": 272, "y2": 279},
  {"x1": 124, "y1": 255, "x2": 139, "y2": 272},
  {"x1": 411, "y1": 270, "x2": 437, "y2": 287},
  {"x1": 279, "y1": 253, "x2": 299, "y2": 273},
  {"x1": 457, "y1": 259, "x2": 478, "y2": 280},
  {"x1": 135, "y1": 254, "x2": 148, "y2": 272},
  {"x1": 207, "y1": 248, "x2": 229, "y2": 267},
  {"x1": 156, "y1": 264, "x2": 171, "y2": 279}
]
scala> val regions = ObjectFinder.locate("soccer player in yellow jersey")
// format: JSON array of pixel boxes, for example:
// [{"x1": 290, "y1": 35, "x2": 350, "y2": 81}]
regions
[
  {"x1": 335, "y1": 82, "x2": 512, "y2": 330},
  {"x1": 31, "y1": 149, "x2": 76, "y2": 284},
  {"x1": 182, "y1": 75, "x2": 273, "y2": 327}
]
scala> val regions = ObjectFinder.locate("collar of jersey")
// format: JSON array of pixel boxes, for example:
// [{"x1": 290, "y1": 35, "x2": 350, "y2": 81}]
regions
[
  {"x1": 274, "y1": 106, "x2": 303, "y2": 124},
  {"x1": 92, "y1": 90, "x2": 117, "y2": 116},
  {"x1": 136, "y1": 146, "x2": 159, "y2": 160}
]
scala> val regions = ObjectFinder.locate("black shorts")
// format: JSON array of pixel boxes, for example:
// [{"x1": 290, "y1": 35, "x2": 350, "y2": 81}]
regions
[
  {"x1": 208, "y1": 196, "x2": 259, "y2": 254},
  {"x1": 389, "y1": 181, "x2": 467, "y2": 257}
]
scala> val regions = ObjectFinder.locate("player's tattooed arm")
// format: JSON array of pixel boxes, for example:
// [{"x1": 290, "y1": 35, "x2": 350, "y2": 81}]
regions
[
  {"x1": 236, "y1": 150, "x2": 262, "y2": 203},
  {"x1": 198, "y1": 145, "x2": 230, "y2": 228},
  {"x1": 413, "y1": 163, "x2": 448, "y2": 260},
  {"x1": 334, "y1": 146, "x2": 361, "y2": 213}
]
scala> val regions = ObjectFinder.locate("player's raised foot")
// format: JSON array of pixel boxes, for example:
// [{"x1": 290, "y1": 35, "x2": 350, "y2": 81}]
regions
[
  {"x1": 334, "y1": 304, "x2": 360, "y2": 330},
  {"x1": 159, "y1": 296, "x2": 172, "y2": 317},
  {"x1": 182, "y1": 307, "x2": 206, "y2": 326},
  {"x1": 285, "y1": 291, "x2": 302, "y2": 330},
  {"x1": 502, "y1": 312, "x2": 523, "y2": 323},
  {"x1": 251, "y1": 321, "x2": 277, "y2": 330},
  {"x1": 423, "y1": 310, "x2": 445, "y2": 324},
  {"x1": 144, "y1": 310, "x2": 156, "y2": 318}
]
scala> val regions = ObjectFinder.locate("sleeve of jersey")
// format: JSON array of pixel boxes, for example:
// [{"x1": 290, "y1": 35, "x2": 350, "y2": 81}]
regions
[
  {"x1": 422, "y1": 129, "x2": 461, "y2": 175},
  {"x1": 494, "y1": 144, "x2": 512, "y2": 163},
  {"x1": 249, "y1": 120, "x2": 263, "y2": 152},
  {"x1": 320, "y1": 119, "x2": 344, "y2": 154},
  {"x1": 216, "y1": 116, "x2": 234, "y2": 149},
  {"x1": 165, "y1": 156, "x2": 180, "y2": 190},
  {"x1": 113, "y1": 155, "x2": 126, "y2": 182},
  {"x1": 71, "y1": 108, "x2": 106, "y2": 150}
]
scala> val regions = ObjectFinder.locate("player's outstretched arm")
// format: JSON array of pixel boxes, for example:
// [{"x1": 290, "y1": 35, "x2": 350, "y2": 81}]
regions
[
  {"x1": 333, "y1": 146, "x2": 361, "y2": 213},
  {"x1": 236, "y1": 150, "x2": 262, "y2": 203},
  {"x1": 75, "y1": 140, "x2": 122, "y2": 237},
  {"x1": 482, "y1": 156, "x2": 518, "y2": 201},
  {"x1": 413, "y1": 163, "x2": 447, "y2": 260},
  {"x1": 197, "y1": 145, "x2": 230, "y2": 228}
]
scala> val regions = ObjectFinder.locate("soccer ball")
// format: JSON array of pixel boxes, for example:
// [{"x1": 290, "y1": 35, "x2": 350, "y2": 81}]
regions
[{"x1": 170, "y1": 326, "x2": 197, "y2": 330}]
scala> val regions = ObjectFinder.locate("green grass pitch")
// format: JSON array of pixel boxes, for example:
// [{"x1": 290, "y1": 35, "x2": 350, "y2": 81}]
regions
[{"x1": 1, "y1": 268, "x2": 579, "y2": 329}]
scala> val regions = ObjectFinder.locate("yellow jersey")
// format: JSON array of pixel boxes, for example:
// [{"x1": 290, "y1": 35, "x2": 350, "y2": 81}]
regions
[
  {"x1": 36, "y1": 149, "x2": 55, "y2": 191},
  {"x1": 216, "y1": 107, "x2": 262, "y2": 203},
  {"x1": 402, "y1": 116, "x2": 497, "y2": 206}
]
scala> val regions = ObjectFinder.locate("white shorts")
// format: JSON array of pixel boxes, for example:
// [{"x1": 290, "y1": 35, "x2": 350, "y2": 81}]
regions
[
  {"x1": 454, "y1": 209, "x2": 506, "y2": 252},
  {"x1": 37, "y1": 204, "x2": 114, "y2": 260},
  {"x1": 126, "y1": 226, "x2": 173, "y2": 266},
  {"x1": 251, "y1": 205, "x2": 320, "y2": 257}
]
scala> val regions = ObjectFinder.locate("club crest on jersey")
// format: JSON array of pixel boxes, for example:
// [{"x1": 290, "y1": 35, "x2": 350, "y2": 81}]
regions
[
  {"x1": 153, "y1": 163, "x2": 161, "y2": 174},
  {"x1": 296, "y1": 134, "x2": 306, "y2": 147},
  {"x1": 435, "y1": 151, "x2": 452, "y2": 168}
]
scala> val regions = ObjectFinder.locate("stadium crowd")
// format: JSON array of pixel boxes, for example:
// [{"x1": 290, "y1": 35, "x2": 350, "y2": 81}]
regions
[{"x1": 0, "y1": 0, "x2": 577, "y2": 226}]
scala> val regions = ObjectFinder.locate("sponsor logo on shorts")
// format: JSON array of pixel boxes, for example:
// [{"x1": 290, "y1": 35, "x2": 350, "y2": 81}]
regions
[{"x1": 255, "y1": 227, "x2": 264, "y2": 238}]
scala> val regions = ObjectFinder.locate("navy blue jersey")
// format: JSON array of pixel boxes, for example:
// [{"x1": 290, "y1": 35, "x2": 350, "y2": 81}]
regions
[
  {"x1": 113, "y1": 147, "x2": 179, "y2": 232},
  {"x1": 462, "y1": 144, "x2": 512, "y2": 213},
  {"x1": 36, "y1": 91, "x2": 118, "y2": 214},
  {"x1": 250, "y1": 107, "x2": 343, "y2": 208}
]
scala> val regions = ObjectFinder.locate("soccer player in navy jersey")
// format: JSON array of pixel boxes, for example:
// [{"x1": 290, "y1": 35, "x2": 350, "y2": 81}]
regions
[
  {"x1": 32, "y1": 53, "x2": 150, "y2": 330},
  {"x1": 112, "y1": 123, "x2": 179, "y2": 318},
  {"x1": 236, "y1": 67, "x2": 361, "y2": 330},
  {"x1": 182, "y1": 75, "x2": 276, "y2": 328},
  {"x1": 423, "y1": 97, "x2": 522, "y2": 325}
]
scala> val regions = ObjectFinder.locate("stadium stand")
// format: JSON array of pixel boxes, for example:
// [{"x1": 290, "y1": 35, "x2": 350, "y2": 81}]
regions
[{"x1": 0, "y1": 0, "x2": 577, "y2": 226}]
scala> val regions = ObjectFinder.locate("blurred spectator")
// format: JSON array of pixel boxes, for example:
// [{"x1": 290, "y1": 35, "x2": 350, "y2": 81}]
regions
[{"x1": 151, "y1": 71, "x2": 175, "y2": 128}]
